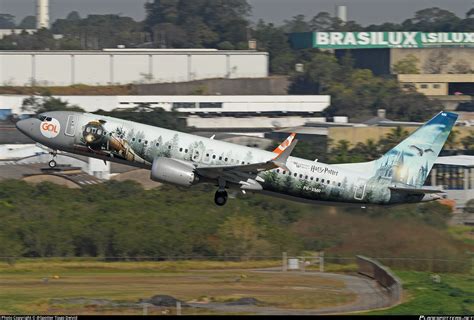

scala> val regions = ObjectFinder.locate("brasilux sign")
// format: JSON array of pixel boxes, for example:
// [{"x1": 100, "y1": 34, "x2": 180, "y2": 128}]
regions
[{"x1": 289, "y1": 32, "x2": 474, "y2": 49}]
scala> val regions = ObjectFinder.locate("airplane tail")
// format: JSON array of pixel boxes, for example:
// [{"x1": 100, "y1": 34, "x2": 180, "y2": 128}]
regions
[{"x1": 373, "y1": 111, "x2": 458, "y2": 188}]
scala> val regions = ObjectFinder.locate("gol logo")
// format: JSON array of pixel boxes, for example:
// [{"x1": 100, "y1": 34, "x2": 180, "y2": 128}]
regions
[{"x1": 40, "y1": 118, "x2": 61, "y2": 138}]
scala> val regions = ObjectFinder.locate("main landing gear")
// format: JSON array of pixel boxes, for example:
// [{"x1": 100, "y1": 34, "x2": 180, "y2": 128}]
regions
[
  {"x1": 48, "y1": 150, "x2": 58, "y2": 168},
  {"x1": 214, "y1": 178, "x2": 228, "y2": 206},
  {"x1": 214, "y1": 190, "x2": 228, "y2": 206}
]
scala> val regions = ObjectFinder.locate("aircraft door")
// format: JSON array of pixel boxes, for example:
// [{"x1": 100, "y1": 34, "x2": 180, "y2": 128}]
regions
[
  {"x1": 192, "y1": 149, "x2": 202, "y2": 163},
  {"x1": 354, "y1": 178, "x2": 367, "y2": 200},
  {"x1": 64, "y1": 115, "x2": 77, "y2": 137}
]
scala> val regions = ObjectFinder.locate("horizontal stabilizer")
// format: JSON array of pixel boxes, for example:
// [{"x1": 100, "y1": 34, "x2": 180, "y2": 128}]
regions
[{"x1": 389, "y1": 186, "x2": 445, "y2": 194}]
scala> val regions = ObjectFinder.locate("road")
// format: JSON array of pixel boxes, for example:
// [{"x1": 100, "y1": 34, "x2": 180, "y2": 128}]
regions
[{"x1": 188, "y1": 269, "x2": 395, "y2": 315}]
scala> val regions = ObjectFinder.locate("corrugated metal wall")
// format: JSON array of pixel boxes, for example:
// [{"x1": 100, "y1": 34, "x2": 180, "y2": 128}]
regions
[{"x1": 0, "y1": 50, "x2": 269, "y2": 86}]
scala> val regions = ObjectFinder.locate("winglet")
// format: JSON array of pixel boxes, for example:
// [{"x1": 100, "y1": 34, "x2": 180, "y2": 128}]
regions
[
  {"x1": 273, "y1": 133, "x2": 296, "y2": 155},
  {"x1": 272, "y1": 138, "x2": 298, "y2": 171}
]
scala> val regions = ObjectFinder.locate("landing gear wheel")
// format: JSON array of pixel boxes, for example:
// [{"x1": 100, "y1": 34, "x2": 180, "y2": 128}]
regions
[
  {"x1": 214, "y1": 190, "x2": 228, "y2": 206},
  {"x1": 48, "y1": 160, "x2": 57, "y2": 168}
]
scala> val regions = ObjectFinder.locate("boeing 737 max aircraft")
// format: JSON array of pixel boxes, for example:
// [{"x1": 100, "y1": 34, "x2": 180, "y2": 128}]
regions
[{"x1": 16, "y1": 111, "x2": 457, "y2": 206}]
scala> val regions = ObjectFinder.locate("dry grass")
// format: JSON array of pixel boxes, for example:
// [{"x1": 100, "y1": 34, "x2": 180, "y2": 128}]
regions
[
  {"x1": 0, "y1": 85, "x2": 134, "y2": 96},
  {"x1": 0, "y1": 261, "x2": 356, "y2": 314}
]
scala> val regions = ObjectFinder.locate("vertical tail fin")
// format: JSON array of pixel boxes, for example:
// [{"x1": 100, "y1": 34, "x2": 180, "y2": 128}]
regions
[
  {"x1": 373, "y1": 111, "x2": 458, "y2": 188},
  {"x1": 273, "y1": 133, "x2": 296, "y2": 155}
]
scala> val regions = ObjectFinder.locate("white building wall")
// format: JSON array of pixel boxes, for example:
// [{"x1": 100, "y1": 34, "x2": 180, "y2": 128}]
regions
[
  {"x1": 35, "y1": 55, "x2": 71, "y2": 86},
  {"x1": 152, "y1": 55, "x2": 189, "y2": 83},
  {"x1": 0, "y1": 55, "x2": 32, "y2": 86},
  {"x1": 191, "y1": 55, "x2": 228, "y2": 80},
  {"x1": 0, "y1": 50, "x2": 269, "y2": 86},
  {"x1": 187, "y1": 116, "x2": 327, "y2": 129},
  {"x1": 1, "y1": 95, "x2": 330, "y2": 115},
  {"x1": 113, "y1": 55, "x2": 150, "y2": 84},
  {"x1": 74, "y1": 55, "x2": 111, "y2": 85}
]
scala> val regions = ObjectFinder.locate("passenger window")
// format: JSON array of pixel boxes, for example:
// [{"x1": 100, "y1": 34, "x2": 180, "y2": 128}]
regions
[
  {"x1": 327, "y1": 180, "x2": 330, "y2": 184},
  {"x1": 185, "y1": 149, "x2": 188, "y2": 153},
  {"x1": 86, "y1": 127, "x2": 91, "y2": 133},
  {"x1": 213, "y1": 155, "x2": 216, "y2": 159},
  {"x1": 132, "y1": 138, "x2": 136, "y2": 142},
  {"x1": 305, "y1": 175, "x2": 308, "y2": 179},
  {"x1": 168, "y1": 145, "x2": 171, "y2": 149},
  {"x1": 97, "y1": 129, "x2": 102, "y2": 135},
  {"x1": 156, "y1": 143, "x2": 160, "y2": 147},
  {"x1": 219, "y1": 156, "x2": 222, "y2": 160},
  {"x1": 179, "y1": 148, "x2": 183, "y2": 152},
  {"x1": 321, "y1": 179, "x2": 325, "y2": 183}
]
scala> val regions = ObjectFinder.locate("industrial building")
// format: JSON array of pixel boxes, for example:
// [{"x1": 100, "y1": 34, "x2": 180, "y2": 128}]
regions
[
  {"x1": 1, "y1": 94, "x2": 329, "y2": 115},
  {"x1": 427, "y1": 155, "x2": 474, "y2": 217},
  {"x1": 0, "y1": 49, "x2": 269, "y2": 86}
]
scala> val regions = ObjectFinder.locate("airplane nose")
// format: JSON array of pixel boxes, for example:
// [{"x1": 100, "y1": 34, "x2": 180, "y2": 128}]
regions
[{"x1": 15, "y1": 118, "x2": 34, "y2": 135}]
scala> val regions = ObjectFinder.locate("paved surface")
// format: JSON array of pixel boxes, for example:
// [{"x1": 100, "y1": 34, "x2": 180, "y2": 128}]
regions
[{"x1": 188, "y1": 269, "x2": 394, "y2": 315}]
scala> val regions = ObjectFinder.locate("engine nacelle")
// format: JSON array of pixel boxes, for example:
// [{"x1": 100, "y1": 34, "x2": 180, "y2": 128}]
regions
[{"x1": 150, "y1": 157, "x2": 199, "y2": 187}]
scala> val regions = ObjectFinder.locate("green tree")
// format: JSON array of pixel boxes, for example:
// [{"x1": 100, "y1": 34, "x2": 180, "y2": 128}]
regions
[
  {"x1": 283, "y1": 14, "x2": 310, "y2": 32},
  {"x1": 144, "y1": 0, "x2": 250, "y2": 49},
  {"x1": 379, "y1": 126, "x2": 410, "y2": 153},
  {"x1": 216, "y1": 215, "x2": 272, "y2": 259},
  {"x1": 392, "y1": 54, "x2": 420, "y2": 74},
  {"x1": 66, "y1": 11, "x2": 81, "y2": 21},
  {"x1": 252, "y1": 20, "x2": 296, "y2": 74},
  {"x1": 0, "y1": 14, "x2": 15, "y2": 29},
  {"x1": 18, "y1": 16, "x2": 36, "y2": 29},
  {"x1": 402, "y1": 7, "x2": 460, "y2": 32},
  {"x1": 21, "y1": 95, "x2": 84, "y2": 114},
  {"x1": 460, "y1": 131, "x2": 474, "y2": 151}
]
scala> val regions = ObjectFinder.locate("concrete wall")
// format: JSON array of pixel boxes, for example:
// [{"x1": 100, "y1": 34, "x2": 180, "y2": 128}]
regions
[
  {"x1": 357, "y1": 255, "x2": 402, "y2": 307},
  {"x1": 0, "y1": 50, "x2": 269, "y2": 86}
]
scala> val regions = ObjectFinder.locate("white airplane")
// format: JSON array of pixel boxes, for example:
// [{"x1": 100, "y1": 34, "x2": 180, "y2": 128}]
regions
[{"x1": 16, "y1": 111, "x2": 457, "y2": 206}]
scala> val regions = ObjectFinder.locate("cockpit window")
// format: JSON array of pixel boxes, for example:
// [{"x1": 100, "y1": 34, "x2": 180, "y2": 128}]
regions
[
  {"x1": 46, "y1": 117, "x2": 52, "y2": 121},
  {"x1": 38, "y1": 115, "x2": 47, "y2": 121}
]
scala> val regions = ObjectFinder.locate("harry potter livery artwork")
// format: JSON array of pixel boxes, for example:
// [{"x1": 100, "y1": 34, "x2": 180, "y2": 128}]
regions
[{"x1": 16, "y1": 110, "x2": 457, "y2": 206}]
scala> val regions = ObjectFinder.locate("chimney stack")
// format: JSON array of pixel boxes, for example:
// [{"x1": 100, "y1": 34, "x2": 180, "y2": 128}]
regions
[{"x1": 37, "y1": 0, "x2": 50, "y2": 29}]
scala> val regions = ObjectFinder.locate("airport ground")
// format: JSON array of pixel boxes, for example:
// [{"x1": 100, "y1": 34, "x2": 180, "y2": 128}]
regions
[{"x1": 0, "y1": 259, "x2": 472, "y2": 315}]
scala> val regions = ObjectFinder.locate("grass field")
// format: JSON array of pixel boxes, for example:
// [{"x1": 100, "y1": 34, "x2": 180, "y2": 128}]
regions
[
  {"x1": 0, "y1": 260, "x2": 355, "y2": 315},
  {"x1": 366, "y1": 270, "x2": 474, "y2": 315},
  {"x1": 448, "y1": 225, "x2": 474, "y2": 246}
]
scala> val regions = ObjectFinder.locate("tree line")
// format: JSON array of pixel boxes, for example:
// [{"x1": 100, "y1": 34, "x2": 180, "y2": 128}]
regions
[{"x1": 0, "y1": 179, "x2": 470, "y2": 272}]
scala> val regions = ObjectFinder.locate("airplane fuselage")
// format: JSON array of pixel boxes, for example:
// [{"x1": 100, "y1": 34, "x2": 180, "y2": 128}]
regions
[{"x1": 16, "y1": 111, "x2": 448, "y2": 206}]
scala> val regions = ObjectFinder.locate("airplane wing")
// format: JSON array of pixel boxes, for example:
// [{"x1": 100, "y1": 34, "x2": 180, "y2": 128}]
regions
[
  {"x1": 195, "y1": 135, "x2": 298, "y2": 190},
  {"x1": 389, "y1": 186, "x2": 445, "y2": 194}
]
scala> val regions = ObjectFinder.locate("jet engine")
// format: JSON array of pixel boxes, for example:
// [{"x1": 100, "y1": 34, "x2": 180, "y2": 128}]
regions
[{"x1": 150, "y1": 157, "x2": 199, "y2": 187}]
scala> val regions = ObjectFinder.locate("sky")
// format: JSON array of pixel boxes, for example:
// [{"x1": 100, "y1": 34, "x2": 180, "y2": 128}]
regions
[{"x1": 0, "y1": 0, "x2": 471, "y2": 26}]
